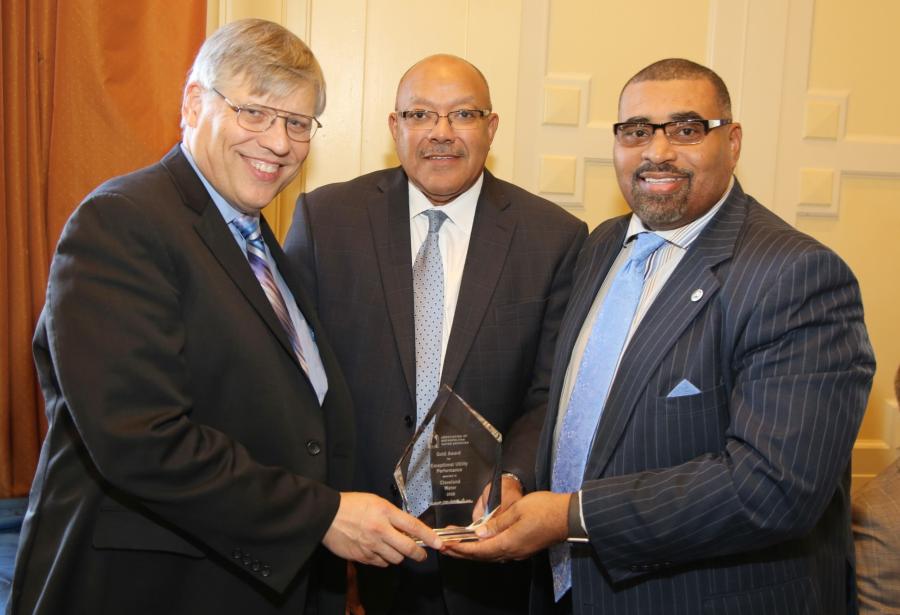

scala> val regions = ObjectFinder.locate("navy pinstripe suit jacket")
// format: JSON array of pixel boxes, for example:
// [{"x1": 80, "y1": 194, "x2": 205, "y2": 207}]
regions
[{"x1": 532, "y1": 181, "x2": 875, "y2": 614}]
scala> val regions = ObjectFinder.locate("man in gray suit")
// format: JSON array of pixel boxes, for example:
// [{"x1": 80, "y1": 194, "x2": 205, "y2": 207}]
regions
[
  {"x1": 852, "y1": 364, "x2": 900, "y2": 614},
  {"x1": 284, "y1": 54, "x2": 587, "y2": 614},
  {"x1": 447, "y1": 58, "x2": 875, "y2": 615}
]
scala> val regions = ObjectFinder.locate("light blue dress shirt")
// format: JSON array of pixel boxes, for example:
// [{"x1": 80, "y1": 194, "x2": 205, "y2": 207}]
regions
[{"x1": 180, "y1": 144, "x2": 328, "y2": 404}]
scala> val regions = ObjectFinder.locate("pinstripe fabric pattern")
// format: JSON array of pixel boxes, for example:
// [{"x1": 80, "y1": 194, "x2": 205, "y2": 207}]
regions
[
  {"x1": 852, "y1": 458, "x2": 900, "y2": 614},
  {"x1": 556, "y1": 194, "x2": 725, "y2": 442},
  {"x1": 532, "y1": 181, "x2": 875, "y2": 615}
]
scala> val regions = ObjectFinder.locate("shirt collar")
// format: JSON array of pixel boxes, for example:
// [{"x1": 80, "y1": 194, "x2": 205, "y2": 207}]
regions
[
  {"x1": 408, "y1": 172, "x2": 483, "y2": 236},
  {"x1": 180, "y1": 142, "x2": 252, "y2": 224},
  {"x1": 624, "y1": 176, "x2": 735, "y2": 249}
]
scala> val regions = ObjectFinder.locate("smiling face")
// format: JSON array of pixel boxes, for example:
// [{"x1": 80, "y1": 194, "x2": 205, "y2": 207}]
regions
[
  {"x1": 389, "y1": 55, "x2": 498, "y2": 205},
  {"x1": 181, "y1": 75, "x2": 316, "y2": 214},
  {"x1": 613, "y1": 78, "x2": 742, "y2": 230}
]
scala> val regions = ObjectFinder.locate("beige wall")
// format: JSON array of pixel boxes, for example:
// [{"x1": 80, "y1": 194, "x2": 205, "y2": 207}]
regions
[{"x1": 208, "y1": 0, "x2": 900, "y2": 485}]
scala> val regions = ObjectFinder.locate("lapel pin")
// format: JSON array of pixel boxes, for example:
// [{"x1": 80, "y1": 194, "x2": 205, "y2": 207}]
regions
[{"x1": 691, "y1": 289, "x2": 703, "y2": 302}]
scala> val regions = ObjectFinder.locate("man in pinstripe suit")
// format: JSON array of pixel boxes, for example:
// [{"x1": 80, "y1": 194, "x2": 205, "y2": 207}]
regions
[{"x1": 447, "y1": 58, "x2": 875, "y2": 614}]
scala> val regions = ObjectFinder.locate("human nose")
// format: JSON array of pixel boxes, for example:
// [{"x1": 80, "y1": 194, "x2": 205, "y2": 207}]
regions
[
  {"x1": 428, "y1": 114, "x2": 455, "y2": 141},
  {"x1": 258, "y1": 117, "x2": 292, "y2": 155},
  {"x1": 641, "y1": 127, "x2": 676, "y2": 164}
]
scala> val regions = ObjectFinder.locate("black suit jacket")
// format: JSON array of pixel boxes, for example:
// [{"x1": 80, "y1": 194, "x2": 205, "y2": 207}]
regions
[
  {"x1": 8, "y1": 146, "x2": 355, "y2": 615},
  {"x1": 285, "y1": 167, "x2": 587, "y2": 614},
  {"x1": 531, "y1": 181, "x2": 875, "y2": 614}
]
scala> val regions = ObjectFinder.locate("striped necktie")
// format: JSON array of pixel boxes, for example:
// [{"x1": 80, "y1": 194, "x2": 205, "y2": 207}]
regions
[
  {"x1": 549, "y1": 231, "x2": 666, "y2": 600},
  {"x1": 233, "y1": 213, "x2": 310, "y2": 378}
]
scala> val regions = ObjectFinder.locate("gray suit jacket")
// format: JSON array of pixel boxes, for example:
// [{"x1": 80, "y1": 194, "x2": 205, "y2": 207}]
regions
[
  {"x1": 9, "y1": 146, "x2": 354, "y2": 615},
  {"x1": 532, "y1": 181, "x2": 875, "y2": 614},
  {"x1": 285, "y1": 167, "x2": 587, "y2": 615},
  {"x1": 852, "y1": 458, "x2": 900, "y2": 614}
]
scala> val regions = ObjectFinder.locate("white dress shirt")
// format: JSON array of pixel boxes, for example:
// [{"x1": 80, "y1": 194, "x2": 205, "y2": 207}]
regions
[{"x1": 408, "y1": 174, "x2": 483, "y2": 371}]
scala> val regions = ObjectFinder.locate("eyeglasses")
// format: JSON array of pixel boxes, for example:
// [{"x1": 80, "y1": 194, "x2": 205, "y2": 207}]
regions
[
  {"x1": 613, "y1": 119, "x2": 732, "y2": 146},
  {"x1": 396, "y1": 109, "x2": 492, "y2": 130},
  {"x1": 212, "y1": 88, "x2": 321, "y2": 142}
]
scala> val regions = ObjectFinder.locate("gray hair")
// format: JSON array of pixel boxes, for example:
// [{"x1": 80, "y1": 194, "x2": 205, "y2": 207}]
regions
[{"x1": 186, "y1": 18, "x2": 325, "y2": 115}]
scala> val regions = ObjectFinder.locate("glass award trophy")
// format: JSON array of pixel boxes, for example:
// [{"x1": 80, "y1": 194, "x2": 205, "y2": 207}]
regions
[{"x1": 394, "y1": 385, "x2": 502, "y2": 543}]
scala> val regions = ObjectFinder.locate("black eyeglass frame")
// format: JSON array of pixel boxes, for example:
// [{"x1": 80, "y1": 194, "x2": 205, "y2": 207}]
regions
[
  {"x1": 612, "y1": 119, "x2": 732, "y2": 146},
  {"x1": 211, "y1": 88, "x2": 322, "y2": 142}
]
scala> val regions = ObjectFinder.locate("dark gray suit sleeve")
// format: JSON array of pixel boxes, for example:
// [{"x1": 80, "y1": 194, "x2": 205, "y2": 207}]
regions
[
  {"x1": 502, "y1": 219, "x2": 588, "y2": 492},
  {"x1": 580, "y1": 246, "x2": 874, "y2": 583}
]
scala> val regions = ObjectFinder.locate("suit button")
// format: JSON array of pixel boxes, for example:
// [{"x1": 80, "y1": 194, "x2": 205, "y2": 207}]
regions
[
  {"x1": 306, "y1": 440, "x2": 322, "y2": 455},
  {"x1": 232, "y1": 548, "x2": 243, "y2": 559},
  {"x1": 243, "y1": 557, "x2": 252, "y2": 567},
  {"x1": 403, "y1": 415, "x2": 413, "y2": 428},
  {"x1": 261, "y1": 565, "x2": 271, "y2": 577},
  {"x1": 251, "y1": 560, "x2": 261, "y2": 572}
]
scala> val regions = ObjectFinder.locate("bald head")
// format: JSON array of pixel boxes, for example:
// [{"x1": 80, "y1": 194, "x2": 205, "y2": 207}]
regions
[
  {"x1": 388, "y1": 54, "x2": 498, "y2": 205},
  {"x1": 395, "y1": 54, "x2": 492, "y2": 111}
]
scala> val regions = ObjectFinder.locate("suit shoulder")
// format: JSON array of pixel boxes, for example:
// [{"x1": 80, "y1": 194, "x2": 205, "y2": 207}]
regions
[
  {"x1": 491, "y1": 175, "x2": 585, "y2": 231},
  {"x1": 302, "y1": 168, "x2": 396, "y2": 208},
  {"x1": 734, "y1": 197, "x2": 846, "y2": 266},
  {"x1": 84, "y1": 160, "x2": 180, "y2": 211},
  {"x1": 61, "y1": 160, "x2": 191, "y2": 250}
]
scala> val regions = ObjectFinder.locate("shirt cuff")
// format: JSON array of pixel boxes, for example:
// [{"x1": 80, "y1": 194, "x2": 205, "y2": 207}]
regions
[{"x1": 568, "y1": 491, "x2": 588, "y2": 539}]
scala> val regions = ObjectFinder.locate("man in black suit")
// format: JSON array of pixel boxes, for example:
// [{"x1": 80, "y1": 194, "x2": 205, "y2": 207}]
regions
[
  {"x1": 8, "y1": 19, "x2": 438, "y2": 615},
  {"x1": 284, "y1": 54, "x2": 587, "y2": 614},
  {"x1": 447, "y1": 58, "x2": 875, "y2": 615}
]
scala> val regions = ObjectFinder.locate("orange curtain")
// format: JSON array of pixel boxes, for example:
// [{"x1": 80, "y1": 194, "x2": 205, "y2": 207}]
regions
[{"x1": 1, "y1": 1, "x2": 206, "y2": 497}]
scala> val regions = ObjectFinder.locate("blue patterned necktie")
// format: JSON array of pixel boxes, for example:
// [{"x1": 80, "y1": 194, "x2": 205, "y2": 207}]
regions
[
  {"x1": 232, "y1": 214, "x2": 310, "y2": 378},
  {"x1": 549, "y1": 231, "x2": 666, "y2": 600},
  {"x1": 407, "y1": 209, "x2": 448, "y2": 518}
]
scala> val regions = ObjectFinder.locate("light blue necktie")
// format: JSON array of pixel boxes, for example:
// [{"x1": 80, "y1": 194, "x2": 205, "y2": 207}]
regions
[
  {"x1": 407, "y1": 209, "x2": 448, "y2": 518},
  {"x1": 233, "y1": 214, "x2": 310, "y2": 378},
  {"x1": 550, "y1": 231, "x2": 666, "y2": 600}
]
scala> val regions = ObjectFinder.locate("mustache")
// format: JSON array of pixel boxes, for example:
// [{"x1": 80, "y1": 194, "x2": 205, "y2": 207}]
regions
[
  {"x1": 420, "y1": 145, "x2": 464, "y2": 157},
  {"x1": 632, "y1": 163, "x2": 692, "y2": 180}
]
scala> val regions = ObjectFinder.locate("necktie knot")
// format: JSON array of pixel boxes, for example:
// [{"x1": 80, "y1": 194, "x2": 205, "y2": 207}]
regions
[
  {"x1": 233, "y1": 214, "x2": 263, "y2": 245},
  {"x1": 628, "y1": 232, "x2": 666, "y2": 266},
  {"x1": 423, "y1": 209, "x2": 448, "y2": 234}
]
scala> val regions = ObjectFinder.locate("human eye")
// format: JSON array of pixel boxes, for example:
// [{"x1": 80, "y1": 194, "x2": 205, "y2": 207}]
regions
[
  {"x1": 239, "y1": 106, "x2": 271, "y2": 126},
  {"x1": 452, "y1": 109, "x2": 478, "y2": 120},
  {"x1": 406, "y1": 110, "x2": 432, "y2": 121},
  {"x1": 667, "y1": 121, "x2": 705, "y2": 143},
  {"x1": 286, "y1": 115, "x2": 313, "y2": 131},
  {"x1": 622, "y1": 123, "x2": 649, "y2": 138},
  {"x1": 674, "y1": 122, "x2": 701, "y2": 136}
]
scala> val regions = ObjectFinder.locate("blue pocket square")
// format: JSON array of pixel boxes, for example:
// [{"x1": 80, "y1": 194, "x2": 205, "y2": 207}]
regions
[{"x1": 667, "y1": 379, "x2": 701, "y2": 398}]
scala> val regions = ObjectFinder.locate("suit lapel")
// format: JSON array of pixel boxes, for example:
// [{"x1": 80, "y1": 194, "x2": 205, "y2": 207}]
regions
[
  {"x1": 442, "y1": 172, "x2": 516, "y2": 386},
  {"x1": 369, "y1": 169, "x2": 417, "y2": 405},
  {"x1": 161, "y1": 146, "x2": 309, "y2": 379},
  {"x1": 582, "y1": 188, "x2": 748, "y2": 480}
]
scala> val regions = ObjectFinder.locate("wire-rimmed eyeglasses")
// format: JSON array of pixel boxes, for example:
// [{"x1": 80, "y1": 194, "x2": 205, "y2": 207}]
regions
[{"x1": 212, "y1": 88, "x2": 321, "y2": 142}]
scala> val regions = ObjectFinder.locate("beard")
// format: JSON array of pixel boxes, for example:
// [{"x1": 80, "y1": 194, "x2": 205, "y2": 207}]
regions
[{"x1": 628, "y1": 163, "x2": 693, "y2": 229}]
